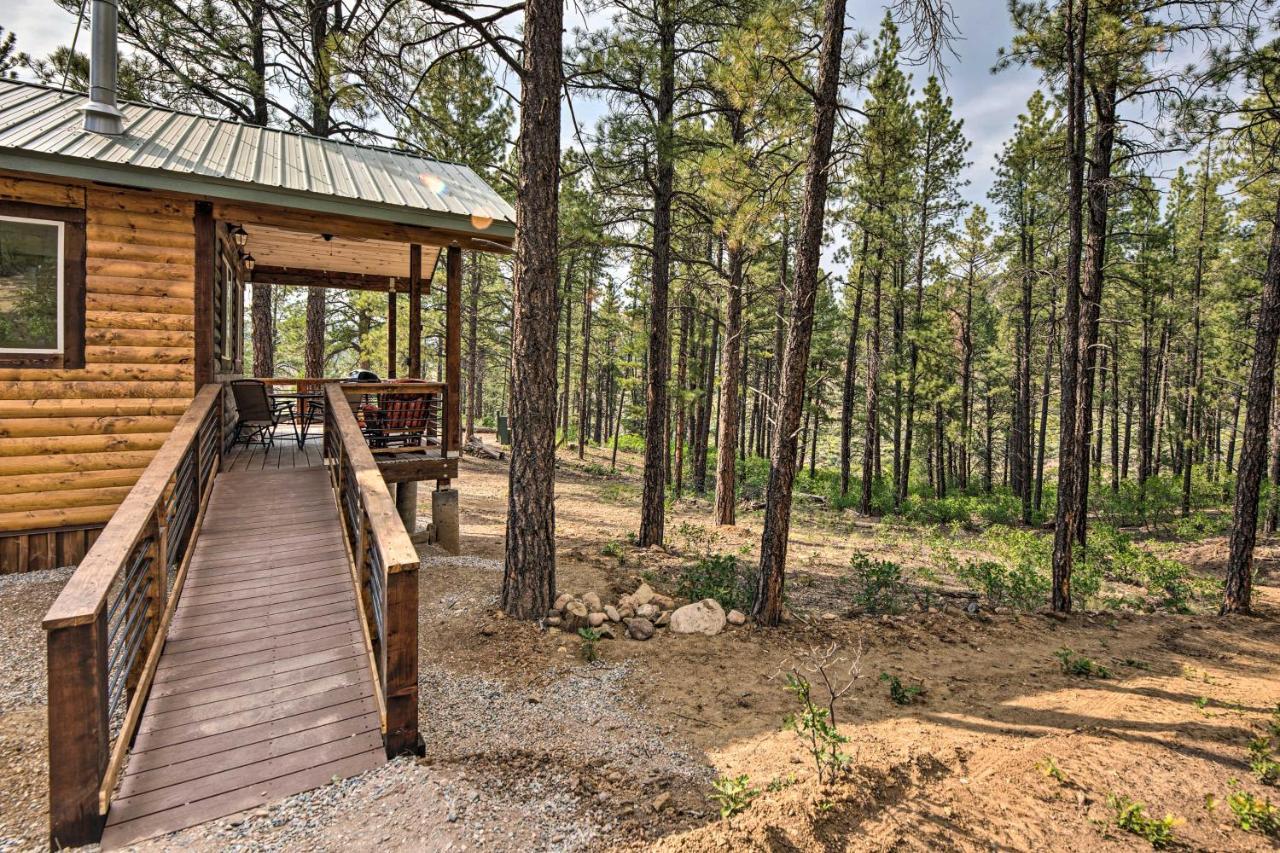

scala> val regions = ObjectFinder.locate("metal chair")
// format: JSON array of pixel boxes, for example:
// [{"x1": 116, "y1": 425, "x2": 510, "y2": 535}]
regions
[{"x1": 229, "y1": 379, "x2": 298, "y2": 448}]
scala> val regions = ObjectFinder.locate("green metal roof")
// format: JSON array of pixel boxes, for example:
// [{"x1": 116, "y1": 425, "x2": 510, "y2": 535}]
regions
[{"x1": 0, "y1": 79, "x2": 515, "y2": 240}]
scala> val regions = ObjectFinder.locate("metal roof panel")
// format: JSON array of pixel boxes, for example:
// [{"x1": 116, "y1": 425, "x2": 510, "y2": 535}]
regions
[{"x1": 0, "y1": 79, "x2": 514, "y2": 238}]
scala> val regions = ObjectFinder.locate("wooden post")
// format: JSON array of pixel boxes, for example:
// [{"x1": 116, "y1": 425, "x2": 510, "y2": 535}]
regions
[
  {"x1": 409, "y1": 245, "x2": 422, "y2": 378},
  {"x1": 386, "y1": 284, "x2": 397, "y2": 379},
  {"x1": 445, "y1": 246, "x2": 462, "y2": 460},
  {"x1": 46, "y1": 615, "x2": 109, "y2": 848},
  {"x1": 193, "y1": 202, "x2": 214, "y2": 390},
  {"x1": 384, "y1": 562, "x2": 421, "y2": 756}
]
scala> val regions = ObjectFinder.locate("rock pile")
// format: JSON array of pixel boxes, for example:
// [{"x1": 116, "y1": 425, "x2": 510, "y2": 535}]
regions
[{"x1": 546, "y1": 582, "x2": 748, "y2": 641}]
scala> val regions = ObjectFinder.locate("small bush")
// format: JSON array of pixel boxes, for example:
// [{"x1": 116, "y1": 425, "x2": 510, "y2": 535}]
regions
[
  {"x1": 709, "y1": 774, "x2": 758, "y2": 819},
  {"x1": 1228, "y1": 785, "x2": 1280, "y2": 837},
  {"x1": 880, "y1": 672, "x2": 922, "y2": 705},
  {"x1": 577, "y1": 628, "x2": 601, "y2": 663},
  {"x1": 1055, "y1": 648, "x2": 1111, "y2": 679},
  {"x1": 1108, "y1": 794, "x2": 1179, "y2": 848},
  {"x1": 1250, "y1": 734, "x2": 1280, "y2": 786},
  {"x1": 783, "y1": 673, "x2": 851, "y2": 785},
  {"x1": 846, "y1": 551, "x2": 906, "y2": 614},
  {"x1": 601, "y1": 541, "x2": 625, "y2": 561},
  {"x1": 677, "y1": 553, "x2": 756, "y2": 612}
]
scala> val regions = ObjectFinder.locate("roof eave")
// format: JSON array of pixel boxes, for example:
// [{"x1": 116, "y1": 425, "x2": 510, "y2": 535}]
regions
[{"x1": 0, "y1": 148, "x2": 517, "y2": 243}]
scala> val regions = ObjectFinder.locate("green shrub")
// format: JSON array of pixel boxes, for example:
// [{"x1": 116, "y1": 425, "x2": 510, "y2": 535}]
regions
[
  {"x1": 845, "y1": 551, "x2": 906, "y2": 614},
  {"x1": 578, "y1": 628, "x2": 601, "y2": 663},
  {"x1": 1250, "y1": 735, "x2": 1280, "y2": 786},
  {"x1": 783, "y1": 673, "x2": 851, "y2": 784},
  {"x1": 1228, "y1": 786, "x2": 1280, "y2": 837},
  {"x1": 709, "y1": 774, "x2": 758, "y2": 819},
  {"x1": 880, "y1": 672, "x2": 923, "y2": 705},
  {"x1": 1055, "y1": 648, "x2": 1111, "y2": 678},
  {"x1": 1108, "y1": 794, "x2": 1179, "y2": 848},
  {"x1": 677, "y1": 553, "x2": 756, "y2": 612}
]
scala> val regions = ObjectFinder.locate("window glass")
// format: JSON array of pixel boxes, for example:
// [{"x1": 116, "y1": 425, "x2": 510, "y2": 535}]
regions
[{"x1": 0, "y1": 216, "x2": 63, "y2": 353}]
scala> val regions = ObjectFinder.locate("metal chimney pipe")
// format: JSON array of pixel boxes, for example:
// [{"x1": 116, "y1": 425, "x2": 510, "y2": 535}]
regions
[{"x1": 83, "y1": 0, "x2": 125, "y2": 135}]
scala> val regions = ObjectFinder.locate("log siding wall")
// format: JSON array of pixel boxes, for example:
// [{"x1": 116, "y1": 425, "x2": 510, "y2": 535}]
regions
[{"x1": 0, "y1": 172, "x2": 196, "y2": 572}]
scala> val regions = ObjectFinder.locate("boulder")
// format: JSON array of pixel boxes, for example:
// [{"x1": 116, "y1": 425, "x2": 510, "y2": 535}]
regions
[
  {"x1": 596, "y1": 624, "x2": 616, "y2": 640},
  {"x1": 631, "y1": 583, "x2": 656, "y2": 606},
  {"x1": 669, "y1": 599, "x2": 726, "y2": 636},
  {"x1": 605, "y1": 605, "x2": 621, "y2": 623},
  {"x1": 553, "y1": 593, "x2": 572, "y2": 611},
  {"x1": 583, "y1": 591, "x2": 603, "y2": 612},
  {"x1": 655, "y1": 610, "x2": 671, "y2": 628},
  {"x1": 588, "y1": 611, "x2": 606, "y2": 628},
  {"x1": 625, "y1": 618, "x2": 655, "y2": 641},
  {"x1": 562, "y1": 600, "x2": 590, "y2": 633},
  {"x1": 546, "y1": 615, "x2": 562, "y2": 628},
  {"x1": 727, "y1": 609, "x2": 747, "y2": 626},
  {"x1": 636, "y1": 602, "x2": 659, "y2": 619},
  {"x1": 651, "y1": 594, "x2": 675, "y2": 610}
]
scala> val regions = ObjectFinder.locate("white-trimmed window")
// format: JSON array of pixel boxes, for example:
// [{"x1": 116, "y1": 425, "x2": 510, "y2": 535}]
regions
[{"x1": 0, "y1": 202, "x2": 86, "y2": 369}]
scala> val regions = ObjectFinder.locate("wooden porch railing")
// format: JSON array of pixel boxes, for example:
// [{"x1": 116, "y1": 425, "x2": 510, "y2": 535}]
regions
[
  {"x1": 322, "y1": 383, "x2": 422, "y2": 756},
  {"x1": 42, "y1": 384, "x2": 224, "y2": 848}
]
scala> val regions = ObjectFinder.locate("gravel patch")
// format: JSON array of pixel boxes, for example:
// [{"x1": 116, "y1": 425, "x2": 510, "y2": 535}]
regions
[
  {"x1": 134, "y1": 658, "x2": 710, "y2": 852},
  {"x1": 423, "y1": 554, "x2": 503, "y2": 572},
  {"x1": 0, "y1": 566, "x2": 73, "y2": 713}
]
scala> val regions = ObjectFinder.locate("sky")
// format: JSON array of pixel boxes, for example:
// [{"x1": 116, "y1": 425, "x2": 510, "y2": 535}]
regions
[{"x1": 3, "y1": 0, "x2": 1042, "y2": 209}]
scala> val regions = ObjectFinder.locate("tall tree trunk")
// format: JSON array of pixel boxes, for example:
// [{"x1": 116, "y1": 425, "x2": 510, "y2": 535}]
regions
[
  {"x1": 466, "y1": 256, "x2": 482, "y2": 441},
  {"x1": 1050, "y1": 0, "x2": 1088, "y2": 612},
  {"x1": 715, "y1": 244, "x2": 746, "y2": 524},
  {"x1": 860, "y1": 247, "x2": 885, "y2": 514},
  {"x1": 561, "y1": 262, "x2": 574, "y2": 436},
  {"x1": 1181, "y1": 155, "x2": 1211, "y2": 516},
  {"x1": 1266, "y1": 372, "x2": 1280, "y2": 535},
  {"x1": 1223, "y1": 190, "x2": 1280, "y2": 614},
  {"x1": 1071, "y1": 78, "x2": 1118, "y2": 549},
  {"x1": 638, "y1": 0, "x2": 676, "y2": 546},
  {"x1": 840, "y1": 234, "x2": 868, "y2": 498},
  {"x1": 251, "y1": 284, "x2": 273, "y2": 377},
  {"x1": 753, "y1": 0, "x2": 846, "y2": 626},
  {"x1": 673, "y1": 291, "x2": 689, "y2": 493},
  {"x1": 578, "y1": 258, "x2": 594, "y2": 460},
  {"x1": 304, "y1": 289, "x2": 325, "y2": 377},
  {"x1": 693, "y1": 312, "x2": 718, "y2": 493},
  {"x1": 501, "y1": 0, "x2": 562, "y2": 619}
]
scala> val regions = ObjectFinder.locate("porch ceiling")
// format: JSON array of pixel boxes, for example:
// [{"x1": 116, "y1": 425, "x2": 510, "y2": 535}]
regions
[{"x1": 242, "y1": 222, "x2": 441, "y2": 280}]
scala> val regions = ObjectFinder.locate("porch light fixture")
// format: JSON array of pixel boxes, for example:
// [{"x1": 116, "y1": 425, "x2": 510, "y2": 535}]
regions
[
  {"x1": 231, "y1": 224, "x2": 248, "y2": 247},
  {"x1": 241, "y1": 253, "x2": 256, "y2": 271}
]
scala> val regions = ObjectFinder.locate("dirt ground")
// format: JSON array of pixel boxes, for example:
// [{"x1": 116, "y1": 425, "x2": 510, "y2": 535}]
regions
[{"x1": 2, "y1": 443, "x2": 1279, "y2": 852}]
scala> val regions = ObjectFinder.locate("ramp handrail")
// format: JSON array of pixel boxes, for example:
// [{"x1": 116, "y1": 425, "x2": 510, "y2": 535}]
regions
[
  {"x1": 322, "y1": 382, "x2": 422, "y2": 756},
  {"x1": 42, "y1": 383, "x2": 224, "y2": 848}
]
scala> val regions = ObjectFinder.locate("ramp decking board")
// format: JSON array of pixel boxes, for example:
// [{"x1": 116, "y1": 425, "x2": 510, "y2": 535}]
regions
[{"x1": 99, "y1": 467, "x2": 384, "y2": 849}]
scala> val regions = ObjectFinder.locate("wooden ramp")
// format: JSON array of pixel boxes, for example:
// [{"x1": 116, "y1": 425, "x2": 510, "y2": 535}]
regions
[{"x1": 100, "y1": 468, "x2": 386, "y2": 848}]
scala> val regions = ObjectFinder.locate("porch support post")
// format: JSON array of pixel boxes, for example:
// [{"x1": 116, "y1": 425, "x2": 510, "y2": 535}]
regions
[
  {"x1": 193, "y1": 201, "x2": 214, "y2": 390},
  {"x1": 408, "y1": 244, "x2": 422, "y2": 378},
  {"x1": 431, "y1": 486, "x2": 460, "y2": 554},
  {"x1": 444, "y1": 245, "x2": 462, "y2": 462},
  {"x1": 394, "y1": 480, "x2": 417, "y2": 534},
  {"x1": 386, "y1": 282, "x2": 397, "y2": 379}
]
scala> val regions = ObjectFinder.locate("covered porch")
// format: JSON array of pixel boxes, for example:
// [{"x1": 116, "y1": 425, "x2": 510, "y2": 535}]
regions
[{"x1": 203, "y1": 199, "x2": 503, "y2": 546}]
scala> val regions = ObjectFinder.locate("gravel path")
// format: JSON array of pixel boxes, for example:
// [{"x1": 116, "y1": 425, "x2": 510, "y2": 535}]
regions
[
  {"x1": 0, "y1": 566, "x2": 74, "y2": 853},
  {"x1": 131, "y1": 647, "x2": 710, "y2": 851}
]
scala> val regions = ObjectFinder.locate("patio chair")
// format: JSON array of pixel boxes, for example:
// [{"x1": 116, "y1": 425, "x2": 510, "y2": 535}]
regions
[
  {"x1": 366, "y1": 380, "x2": 435, "y2": 450},
  {"x1": 229, "y1": 379, "x2": 298, "y2": 448}
]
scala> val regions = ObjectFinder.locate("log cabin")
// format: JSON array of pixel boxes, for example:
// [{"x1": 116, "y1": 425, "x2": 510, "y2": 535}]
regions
[{"x1": 0, "y1": 74, "x2": 514, "y2": 574}]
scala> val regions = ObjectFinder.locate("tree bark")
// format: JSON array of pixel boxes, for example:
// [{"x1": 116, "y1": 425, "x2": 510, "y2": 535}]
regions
[
  {"x1": 1223, "y1": 189, "x2": 1280, "y2": 615},
  {"x1": 578, "y1": 256, "x2": 594, "y2": 460},
  {"x1": 1050, "y1": 0, "x2": 1088, "y2": 612},
  {"x1": 715, "y1": 244, "x2": 745, "y2": 525},
  {"x1": 841, "y1": 229, "x2": 868, "y2": 496},
  {"x1": 466, "y1": 255, "x2": 482, "y2": 441},
  {"x1": 501, "y1": 0, "x2": 562, "y2": 620},
  {"x1": 638, "y1": 0, "x2": 676, "y2": 546},
  {"x1": 304, "y1": 288, "x2": 325, "y2": 377},
  {"x1": 753, "y1": 0, "x2": 846, "y2": 626}
]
